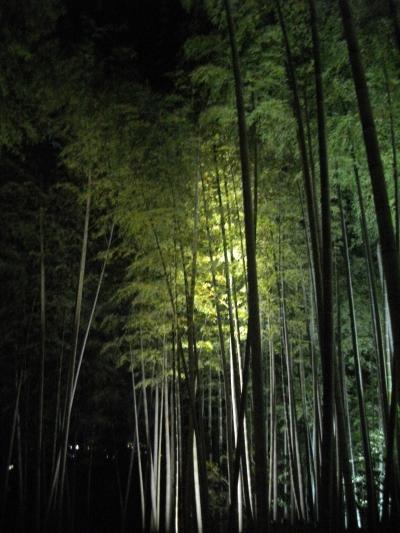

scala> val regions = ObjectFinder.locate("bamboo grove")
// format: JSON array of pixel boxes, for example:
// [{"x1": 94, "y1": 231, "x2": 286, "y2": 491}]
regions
[{"x1": 1, "y1": 0, "x2": 400, "y2": 532}]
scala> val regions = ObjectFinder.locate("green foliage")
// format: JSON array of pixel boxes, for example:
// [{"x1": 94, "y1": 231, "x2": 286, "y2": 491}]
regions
[{"x1": 2, "y1": 0, "x2": 400, "y2": 524}]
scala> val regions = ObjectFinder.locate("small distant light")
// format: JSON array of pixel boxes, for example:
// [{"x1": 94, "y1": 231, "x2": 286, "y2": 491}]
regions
[
  {"x1": 69, "y1": 445, "x2": 73, "y2": 449},
  {"x1": 8, "y1": 464, "x2": 14, "y2": 471},
  {"x1": 75, "y1": 444, "x2": 79, "y2": 450}
]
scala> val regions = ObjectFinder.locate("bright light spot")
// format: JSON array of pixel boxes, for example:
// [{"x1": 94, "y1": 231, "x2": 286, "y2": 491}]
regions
[
  {"x1": 232, "y1": 245, "x2": 242, "y2": 261},
  {"x1": 75, "y1": 444, "x2": 79, "y2": 450},
  {"x1": 8, "y1": 464, "x2": 14, "y2": 471}
]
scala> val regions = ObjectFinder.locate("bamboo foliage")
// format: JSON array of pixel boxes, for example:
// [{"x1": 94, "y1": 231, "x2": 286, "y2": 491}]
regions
[{"x1": 2, "y1": 1, "x2": 400, "y2": 532}]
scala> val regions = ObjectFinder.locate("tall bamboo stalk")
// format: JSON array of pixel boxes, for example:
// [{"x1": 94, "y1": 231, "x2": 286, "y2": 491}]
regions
[
  {"x1": 338, "y1": 0, "x2": 400, "y2": 518},
  {"x1": 223, "y1": 1, "x2": 268, "y2": 528},
  {"x1": 339, "y1": 187, "x2": 377, "y2": 530}
]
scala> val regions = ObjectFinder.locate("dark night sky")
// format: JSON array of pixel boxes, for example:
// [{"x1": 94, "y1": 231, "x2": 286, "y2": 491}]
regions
[{"x1": 63, "y1": 0, "x2": 191, "y2": 89}]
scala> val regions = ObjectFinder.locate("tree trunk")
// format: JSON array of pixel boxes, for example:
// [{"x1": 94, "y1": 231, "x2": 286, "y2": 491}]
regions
[
  {"x1": 338, "y1": 0, "x2": 400, "y2": 520},
  {"x1": 308, "y1": 1, "x2": 335, "y2": 527},
  {"x1": 339, "y1": 187, "x2": 377, "y2": 530},
  {"x1": 36, "y1": 206, "x2": 46, "y2": 533},
  {"x1": 223, "y1": 1, "x2": 268, "y2": 529}
]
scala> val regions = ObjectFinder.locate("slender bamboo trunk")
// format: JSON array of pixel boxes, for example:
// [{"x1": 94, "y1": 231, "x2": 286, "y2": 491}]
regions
[
  {"x1": 300, "y1": 188, "x2": 322, "y2": 521},
  {"x1": 353, "y1": 154, "x2": 389, "y2": 436},
  {"x1": 165, "y1": 371, "x2": 172, "y2": 533},
  {"x1": 231, "y1": 170, "x2": 248, "y2": 293},
  {"x1": 17, "y1": 410, "x2": 25, "y2": 533},
  {"x1": 338, "y1": 0, "x2": 400, "y2": 519},
  {"x1": 47, "y1": 216, "x2": 113, "y2": 528},
  {"x1": 303, "y1": 86, "x2": 318, "y2": 209},
  {"x1": 279, "y1": 262, "x2": 305, "y2": 521},
  {"x1": 36, "y1": 206, "x2": 46, "y2": 533},
  {"x1": 275, "y1": 0, "x2": 323, "y2": 326},
  {"x1": 223, "y1": 1, "x2": 268, "y2": 529},
  {"x1": 339, "y1": 188, "x2": 377, "y2": 530},
  {"x1": 172, "y1": 332, "x2": 180, "y2": 533},
  {"x1": 183, "y1": 167, "x2": 210, "y2": 531},
  {"x1": 308, "y1": 1, "x2": 335, "y2": 528},
  {"x1": 222, "y1": 169, "x2": 254, "y2": 518},
  {"x1": 71, "y1": 224, "x2": 114, "y2": 402},
  {"x1": 335, "y1": 268, "x2": 358, "y2": 530},
  {"x1": 279, "y1": 346, "x2": 296, "y2": 522},
  {"x1": 268, "y1": 329, "x2": 278, "y2": 522},
  {"x1": 86, "y1": 441, "x2": 93, "y2": 532},
  {"x1": 297, "y1": 326, "x2": 314, "y2": 523},
  {"x1": 383, "y1": 65, "x2": 399, "y2": 251},
  {"x1": 251, "y1": 94, "x2": 259, "y2": 239},
  {"x1": 227, "y1": 325, "x2": 254, "y2": 533},
  {"x1": 121, "y1": 430, "x2": 135, "y2": 533},
  {"x1": 58, "y1": 174, "x2": 92, "y2": 524},
  {"x1": 214, "y1": 154, "x2": 241, "y2": 416},
  {"x1": 156, "y1": 376, "x2": 165, "y2": 530},
  {"x1": 201, "y1": 174, "x2": 234, "y2": 495},
  {"x1": 52, "y1": 320, "x2": 65, "y2": 478},
  {"x1": 388, "y1": 0, "x2": 400, "y2": 52},
  {"x1": 215, "y1": 154, "x2": 247, "y2": 525},
  {"x1": 1, "y1": 372, "x2": 23, "y2": 528},
  {"x1": 131, "y1": 352, "x2": 146, "y2": 531}
]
